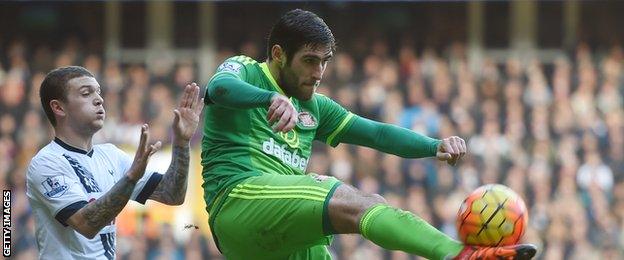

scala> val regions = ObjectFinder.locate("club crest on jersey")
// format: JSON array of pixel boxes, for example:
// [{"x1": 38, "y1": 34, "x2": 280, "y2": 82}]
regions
[
  {"x1": 217, "y1": 61, "x2": 242, "y2": 74},
  {"x1": 41, "y1": 176, "x2": 69, "y2": 198},
  {"x1": 297, "y1": 111, "x2": 317, "y2": 128}
]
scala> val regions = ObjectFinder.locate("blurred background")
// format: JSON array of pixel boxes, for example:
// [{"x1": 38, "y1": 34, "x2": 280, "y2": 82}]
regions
[{"x1": 1, "y1": 1, "x2": 623, "y2": 259}]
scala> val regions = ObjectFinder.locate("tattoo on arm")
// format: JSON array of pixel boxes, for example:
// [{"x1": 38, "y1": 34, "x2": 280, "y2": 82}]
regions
[
  {"x1": 79, "y1": 176, "x2": 136, "y2": 233},
  {"x1": 150, "y1": 143, "x2": 190, "y2": 205}
]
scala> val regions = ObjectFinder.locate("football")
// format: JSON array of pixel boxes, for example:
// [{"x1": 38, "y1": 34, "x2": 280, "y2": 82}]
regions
[{"x1": 456, "y1": 184, "x2": 528, "y2": 246}]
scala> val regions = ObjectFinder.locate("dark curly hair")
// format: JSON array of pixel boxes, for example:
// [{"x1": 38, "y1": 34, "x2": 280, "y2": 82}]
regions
[{"x1": 267, "y1": 9, "x2": 336, "y2": 64}]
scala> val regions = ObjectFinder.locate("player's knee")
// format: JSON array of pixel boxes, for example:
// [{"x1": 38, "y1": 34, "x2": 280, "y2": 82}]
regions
[
  {"x1": 328, "y1": 185, "x2": 388, "y2": 234},
  {"x1": 368, "y1": 193, "x2": 387, "y2": 206}
]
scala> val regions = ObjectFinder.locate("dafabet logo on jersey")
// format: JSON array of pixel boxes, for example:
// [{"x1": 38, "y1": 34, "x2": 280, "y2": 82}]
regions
[{"x1": 262, "y1": 138, "x2": 309, "y2": 171}]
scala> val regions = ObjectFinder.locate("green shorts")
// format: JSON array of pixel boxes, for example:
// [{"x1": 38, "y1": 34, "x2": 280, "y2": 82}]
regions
[{"x1": 210, "y1": 173, "x2": 342, "y2": 260}]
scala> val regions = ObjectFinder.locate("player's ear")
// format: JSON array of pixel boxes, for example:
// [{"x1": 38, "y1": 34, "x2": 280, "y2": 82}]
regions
[
  {"x1": 271, "y1": 45, "x2": 286, "y2": 67},
  {"x1": 50, "y1": 99, "x2": 66, "y2": 118}
]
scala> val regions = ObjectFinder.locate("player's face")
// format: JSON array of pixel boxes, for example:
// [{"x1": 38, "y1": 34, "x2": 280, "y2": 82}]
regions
[
  {"x1": 280, "y1": 45, "x2": 332, "y2": 101},
  {"x1": 62, "y1": 76, "x2": 105, "y2": 134}
]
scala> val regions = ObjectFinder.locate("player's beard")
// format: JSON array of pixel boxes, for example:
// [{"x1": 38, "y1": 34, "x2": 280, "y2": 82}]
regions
[{"x1": 279, "y1": 65, "x2": 314, "y2": 101}]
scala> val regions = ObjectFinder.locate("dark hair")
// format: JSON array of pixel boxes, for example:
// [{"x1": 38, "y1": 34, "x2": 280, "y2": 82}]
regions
[
  {"x1": 267, "y1": 9, "x2": 336, "y2": 63},
  {"x1": 40, "y1": 66, "x2": 94, "y2": 126}
]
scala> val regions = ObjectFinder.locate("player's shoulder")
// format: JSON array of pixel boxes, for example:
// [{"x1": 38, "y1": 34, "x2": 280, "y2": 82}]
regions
[
  {"x1": 224, "y1": 55, "x2": 259, "y2": 66},
  {"x1": 313, "y1": 92, "x2": 329, "y2": 99},
  {"x1": 217, "y1": 55, "x2": 259, "y2": 74},
  {"x1": 27, "y1": 142, "x2": 71, "y2": 177},
  {"x1": 93, "y1": 143, "x2": 127, "y2": 159},
  {"x1": 311, "y1": 92, "x2": 337, "y2": 105},
  {"x1": 29, "y1": 142, "x2": 66, "y2": 166},
  {"x1": 309, "y1": 92, "x2": 352, "y2": 118},
  {"x1": 94, "y1": 142, "x2": 121, "y2": 152}
]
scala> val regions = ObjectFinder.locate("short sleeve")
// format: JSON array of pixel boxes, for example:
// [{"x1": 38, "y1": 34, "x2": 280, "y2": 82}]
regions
[
  {"x1": 314, "y1": 94, "x2": 357, "y2": 147},
  {"x1": 26, "y1": 155, "x2": 89, "y2": 226},
  {"x1": 108, "y1": 144, "x2": 163, "y2": 205},
  {"x1": 130, "y1": 172, "x2": 163, "y2": 204}
]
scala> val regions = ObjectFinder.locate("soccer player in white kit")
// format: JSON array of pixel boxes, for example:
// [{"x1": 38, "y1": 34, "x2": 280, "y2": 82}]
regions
[{"x1": 26, "y1": 66, "x2": 204, "y2": 259}]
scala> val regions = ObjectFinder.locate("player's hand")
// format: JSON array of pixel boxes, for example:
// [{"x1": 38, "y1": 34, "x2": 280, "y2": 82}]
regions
[
  {"x1": 128, "y1": 124, "x2": 162, "y2": 182},
  {"x1": 173, "y1": 82, "x2": 204, "y2": 145},
  {"x1": 267, "y1": 94, "x2": 298, "y2": 133},
  {"x1": 436, "y1": 136, "x2": 466, "y2": 166}
]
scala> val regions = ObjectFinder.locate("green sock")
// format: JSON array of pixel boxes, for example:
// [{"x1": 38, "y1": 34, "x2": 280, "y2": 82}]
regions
[{"x1": 359, "y1": 204, "x2": 464, "y2": 260}]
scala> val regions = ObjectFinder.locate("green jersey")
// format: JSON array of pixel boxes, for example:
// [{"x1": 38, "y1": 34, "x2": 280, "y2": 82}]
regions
[{"x1": 201, "y1": 55, "x2": 355, "y2": 208}]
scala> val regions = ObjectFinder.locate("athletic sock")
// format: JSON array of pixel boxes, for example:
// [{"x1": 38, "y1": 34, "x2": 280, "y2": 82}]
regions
[{"x1": 359, "y1": 204, "x2": 464, "y2": 260}]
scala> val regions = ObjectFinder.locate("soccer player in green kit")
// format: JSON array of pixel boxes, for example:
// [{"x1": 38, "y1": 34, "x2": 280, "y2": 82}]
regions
[{"x1": 201, "y1": 9, "x2": 537, "y2": 260}]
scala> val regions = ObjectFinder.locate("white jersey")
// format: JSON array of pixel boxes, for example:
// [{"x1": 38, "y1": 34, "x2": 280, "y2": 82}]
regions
[{"x1": 26, "y1": 138, "x2": 163, "y2": 260}]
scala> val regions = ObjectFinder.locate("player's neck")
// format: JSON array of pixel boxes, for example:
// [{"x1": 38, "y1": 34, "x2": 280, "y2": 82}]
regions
[
  {"x1": 267, "y1": 60, "x2": 281, "y2": 82},
  {"x1": 267, "y1": 60, "x2": 286, "y2": 93},
  {"x1": 54, "y1": 125, "x2": 94, "y2": 152}
]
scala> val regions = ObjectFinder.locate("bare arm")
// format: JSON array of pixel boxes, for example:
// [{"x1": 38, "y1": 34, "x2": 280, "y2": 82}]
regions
[
  {"x1": 149, "y1": 83, "x2": 203, "y2": 205},
  {"x1": 66, "y1": 124, "x2": 161, "y2": 239},
  {"x1": 66, "y1": 176, "x2": 136, "y2": 239},
  {"x1": 149, "y1": 143, "x2": 189, "y2": 205}
]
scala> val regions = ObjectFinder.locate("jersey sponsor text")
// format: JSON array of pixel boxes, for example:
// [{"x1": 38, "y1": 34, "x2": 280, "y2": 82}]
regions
[{"x1": 262, "y1": 138, "x2": 308, "y2": 171}]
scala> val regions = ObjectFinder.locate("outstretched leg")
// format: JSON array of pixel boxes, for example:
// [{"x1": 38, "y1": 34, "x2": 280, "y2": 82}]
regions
[
  {"x1": 327, "y1": 184, "x2": 463, "y2": 259},
  {"x1": 327, "y1": 184, "x2": 536, "y2": 260}
]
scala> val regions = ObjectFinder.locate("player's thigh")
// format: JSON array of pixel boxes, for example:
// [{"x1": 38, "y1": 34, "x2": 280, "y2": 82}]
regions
[{"x1": 213, "y1": 174, "x2": 341, "y2": 259}]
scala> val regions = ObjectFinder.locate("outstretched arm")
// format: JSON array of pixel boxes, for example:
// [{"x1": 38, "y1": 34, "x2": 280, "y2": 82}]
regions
[
  {"x1": 150, "y1": 83, "x2": 204, "y2": 205},
  {"x1": 339, "y1": 116, "x2": 466, "y2": 165}
]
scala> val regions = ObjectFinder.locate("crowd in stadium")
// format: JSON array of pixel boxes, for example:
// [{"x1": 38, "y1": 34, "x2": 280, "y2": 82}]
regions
[{"x1": 1, "y1": 36, "x2": 622, "y2": 259}]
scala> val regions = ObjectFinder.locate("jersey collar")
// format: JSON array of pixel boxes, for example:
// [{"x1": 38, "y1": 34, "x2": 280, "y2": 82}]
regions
[
  {"x1": 54, "y1": 137, "x2": 94, "y2": 157},
  {"x1": 259, "y1": 62, "x2": 286, "y2": 95}
]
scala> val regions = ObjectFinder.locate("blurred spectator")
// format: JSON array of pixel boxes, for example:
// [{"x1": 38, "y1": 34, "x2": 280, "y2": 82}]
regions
[{"x1": 149, "y1": 224, "x2": 185, "y2": 260}]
